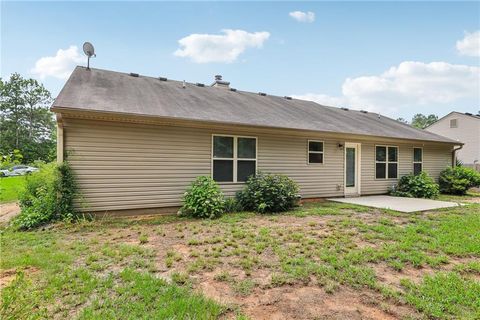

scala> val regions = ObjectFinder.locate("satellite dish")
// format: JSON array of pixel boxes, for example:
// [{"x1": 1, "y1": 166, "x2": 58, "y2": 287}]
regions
[{"x1": 82, "y1": 42, "x2": 96, "y2": 69}]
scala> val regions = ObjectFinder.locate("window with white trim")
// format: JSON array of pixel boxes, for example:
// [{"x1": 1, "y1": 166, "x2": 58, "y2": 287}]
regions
[
  {"x1": 375, "y1": 146, "x2": 398, "y2": 179},
  {"x1": 212, "y1": 135, "x2": 257, "y2": 182},
  {"x1": 308, "y1": 140, "x2": 324, "y2": 164},
  {"x1": 413, "y1": 147, "x2": 423, "y2": 175}
]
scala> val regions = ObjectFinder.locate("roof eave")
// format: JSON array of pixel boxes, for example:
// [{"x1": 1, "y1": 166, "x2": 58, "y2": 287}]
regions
[{"x1": 52, "y1": 106, "x2": 463, "y2": 145}]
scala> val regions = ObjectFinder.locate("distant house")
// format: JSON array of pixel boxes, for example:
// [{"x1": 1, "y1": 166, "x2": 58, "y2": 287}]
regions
[
  {"x1": 426, "y1": 111, "x2": 480, "y2": 170},
  {"x1": 52, "y1": 67, "x2": 460, "y2": 214}
]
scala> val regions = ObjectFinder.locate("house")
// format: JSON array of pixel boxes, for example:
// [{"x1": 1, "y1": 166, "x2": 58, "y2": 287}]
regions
[
  {"x1": 425, "y1": 111, "x2": 480, "y2": 171},
  {"x1": 52, "y1": 67, "x2": 461, "y2": 214}
]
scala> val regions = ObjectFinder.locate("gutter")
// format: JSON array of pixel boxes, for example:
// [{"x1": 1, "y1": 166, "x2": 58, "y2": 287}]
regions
[{"x1": 452, "y1": 144, "x2": 463, "y2": 167}]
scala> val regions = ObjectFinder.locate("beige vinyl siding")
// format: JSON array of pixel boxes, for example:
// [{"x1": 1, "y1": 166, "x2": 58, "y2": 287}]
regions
[
  {"x1": 63, "y1": 117, "x2": 454, "y2": 212},
  {"x1": 65, "y1": 118, "x2": 344, "y2": 212},
  {"x1": 361, "y1": 143, "x2": 452, "y2": 195},
  {"x1": 426, "y1": 113, "x2": 480, "y2": 166}
]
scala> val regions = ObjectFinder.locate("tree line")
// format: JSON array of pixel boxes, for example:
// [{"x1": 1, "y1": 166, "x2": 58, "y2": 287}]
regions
[
  {"x1": 397, "y1": 114, "x2": 438, "y2": 129},
  {"x1": 1, "y1": 73, "x2": 56, "y2": 165}
]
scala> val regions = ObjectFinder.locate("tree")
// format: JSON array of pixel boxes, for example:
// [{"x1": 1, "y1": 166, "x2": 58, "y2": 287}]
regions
[
  {"x1": 411, "y1": 114, "x2": 438, "y2": 129},
  {"x1": 396, "y1": 117, "x2": 408, "y2": 124},
  {"x1": 0, "y1": 73, "x2": 56, "y2": 163}
]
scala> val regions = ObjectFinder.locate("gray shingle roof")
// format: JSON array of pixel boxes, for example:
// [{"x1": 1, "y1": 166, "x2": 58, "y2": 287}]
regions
[{"x1": 52, "y1": 67, "x2": 459, "y2": 144}]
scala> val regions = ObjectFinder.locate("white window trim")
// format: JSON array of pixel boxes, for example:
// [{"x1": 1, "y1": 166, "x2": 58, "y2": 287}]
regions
[
  {"x1": 211, "y1": 134, "x2": 257, "y2": 183},
  {"x1": 413, "y1": 147, "x2": 423, "y2": 175},
  {"x1": 307, "y1": 140, "x2": 324, "y2": 165},
  {"x1": 375, "y1": 145, "x2": 399, "y2": 180}
]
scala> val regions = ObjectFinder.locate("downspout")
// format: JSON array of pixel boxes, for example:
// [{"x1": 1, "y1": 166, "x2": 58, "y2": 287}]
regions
[
  {"x1": 56, "y1": 114, "x2": 64, "y2": 164},
  {"x1": 451, "y1": 144, "x2": 463, "y2": 167}
]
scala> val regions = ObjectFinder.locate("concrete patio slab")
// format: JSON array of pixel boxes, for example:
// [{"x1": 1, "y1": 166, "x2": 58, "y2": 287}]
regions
[{"x1": 328, "y1": 195, "x2": 460, "y2": 213}]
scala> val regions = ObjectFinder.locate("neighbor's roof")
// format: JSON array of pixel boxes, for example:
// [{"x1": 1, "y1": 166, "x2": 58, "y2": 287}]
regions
[{"x1": 52, "y1": 67, "x2": 459, "y2": 144}]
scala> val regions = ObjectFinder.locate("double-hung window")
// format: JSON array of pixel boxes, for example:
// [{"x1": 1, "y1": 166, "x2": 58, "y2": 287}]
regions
[
  {"x1": 308, "y1": 140, "x2": 324, "y2": 164},
  {"x1": 375, "y1": 146, "x2": 398, "y2": 179},
  {"x1": 212, "y1": 135, "x2": 257, "y2": 182},
  {"x1": 413, "y1": 147, "x2": 423, "y2": 175}
]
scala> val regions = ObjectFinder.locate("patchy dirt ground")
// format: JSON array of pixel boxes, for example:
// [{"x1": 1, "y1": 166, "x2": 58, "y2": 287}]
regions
[
  {"x1": 68, "y1": 206, "x2": 461, "y2": 320},
  {"x1": 0, "y1": 202, "x2": 20, "y2": 225},
  {"x1": 0, "y1": 266, "x2": 39, "y2": 289},
  {"x1": 4, "y1": 199, "x2": 479, "y2": 319}
]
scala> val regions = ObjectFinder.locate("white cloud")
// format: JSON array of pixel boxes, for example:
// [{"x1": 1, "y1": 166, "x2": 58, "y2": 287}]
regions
[
  {"x1": 289, "y1": 11, "x2": 315, "y2": 23},
  {"x1": 293, "y1": 61, "x2": 480, "y2": 114},
  {"x1": 31, "y1": 45, "x2": 86, "y2": 80},
  {"x1": 456, "y1": 31, "x2": 480, "y2": 57},
  {"x1": 174, "y1": 29, "x2": 270, "y2": 63}
]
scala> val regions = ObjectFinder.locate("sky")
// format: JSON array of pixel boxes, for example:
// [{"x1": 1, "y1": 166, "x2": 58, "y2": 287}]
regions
[{"x1": 1, "y1": 1, "x2": 479, "y2": 120}]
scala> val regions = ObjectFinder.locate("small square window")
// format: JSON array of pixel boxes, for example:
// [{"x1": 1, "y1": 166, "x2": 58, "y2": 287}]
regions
[
  {"x1": 450, "y1": 119, "x2": 458, "y2": 128},
  {"x1": 308, "y1": 141, "x2": 324, "y2": 164}
]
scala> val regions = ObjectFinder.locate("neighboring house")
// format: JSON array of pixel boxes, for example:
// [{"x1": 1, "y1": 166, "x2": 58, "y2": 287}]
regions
[
  {"x1": 426, "y1": 111, "x2": 480, "y2": 170},
  {"x1": 52, "y1": 67, "x2": 460, "y2": 214}
]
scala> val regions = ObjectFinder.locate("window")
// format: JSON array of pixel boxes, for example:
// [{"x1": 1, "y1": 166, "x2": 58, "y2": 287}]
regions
[
  {"x1": 308, "y1": 140, "x2": 324, "y2": 164},
  {"x1": 212, "y1": 135, "x2": 256, "y2": 182},
  {"x1": 450, "y1": 119, "x2": 458, "y2": 128},
  {"x1": 375, "y1": 146, "x2": 398, "y2": 179},
  {"x1": 413, "y1": 147, "x2": 423, "y2": 175}
]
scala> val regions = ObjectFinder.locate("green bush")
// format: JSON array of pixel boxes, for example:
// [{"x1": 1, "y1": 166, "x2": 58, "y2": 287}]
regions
[
  {"x1": 180, "y1": 176, "x2": 225, "y2": 219},
  {"x1": 390, "y1": 172, "x2": 439, "y2": 199},
  {"x1": 237, "y1": 172, "x2": 299, "y2": 213},
  {"x1": 224, "y1": 197, "x2": 242, "y2": 213},
  {"x1": 439, "y1": 166, "x2": 480, "y2": 195},
  {"x1": 15, "y1": 162, "x2": 78, "y2": 230}
]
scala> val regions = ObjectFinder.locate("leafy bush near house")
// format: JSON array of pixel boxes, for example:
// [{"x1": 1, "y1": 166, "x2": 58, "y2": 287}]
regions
[
  {"x1": 237, "y1": 172, "x2": 299, "y2": 213},
  {"x1": 224, "y1": 197, "x2": 243, "y2": 213},
  {"x1": 180, "y1": 176, "x2": 225, "y2": 219},
  {"x1": 390, "y1": 172, "x2": 439, "y2": 199},
  {"x1": 14, "y1": 162, "x2": 78, "y2": 230},
  {"x1": 439, "y1": 166, "x2": 480, "y2": 195}
]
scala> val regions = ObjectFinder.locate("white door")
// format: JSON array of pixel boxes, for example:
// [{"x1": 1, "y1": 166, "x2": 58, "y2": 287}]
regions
[{"x1": 344, "y1": 143, "x2": 361, "y2": 196}]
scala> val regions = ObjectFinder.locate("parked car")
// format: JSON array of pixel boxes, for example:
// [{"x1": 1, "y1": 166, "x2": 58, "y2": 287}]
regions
[
  {"x1": 0, "y1": 169, "x2": 10, "y2": 177},
  {"x1": 9, "y1": 165, "x2": 39, "y2": 176}
]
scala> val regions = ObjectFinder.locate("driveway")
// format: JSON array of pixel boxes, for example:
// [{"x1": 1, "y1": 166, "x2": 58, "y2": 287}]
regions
[{"x1": 328, "y1": 195, "x2": 460, "y2": 213}]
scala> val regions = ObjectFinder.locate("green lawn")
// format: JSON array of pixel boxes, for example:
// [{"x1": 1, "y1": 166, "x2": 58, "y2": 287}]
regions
[
  {"x1": 0, "y1": 176, "x2": 25, "y2": 203},
  {"x1": 1, "y1": 200, "x2": 479, "y2": 319}
]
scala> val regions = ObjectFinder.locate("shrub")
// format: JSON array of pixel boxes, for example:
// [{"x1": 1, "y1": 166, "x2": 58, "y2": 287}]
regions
[
  {"x1": 14, "y1": 162, "x2": 78, "y2": 230},
  {"x1": 390, "y1": 172, "x2": 439, "y2": 199},
  {"x1": 237, "y1": 172, "x2": 299, "y2": 213},
  {"x1": 439, "y1": 166, "x2": 480, "y2": 195},
  {"x1": 180, "y1": 176, "x2": 225, "y2": 219},
  {"x1": 224, "y1": 197, "x2": 242, "y2": 213}
]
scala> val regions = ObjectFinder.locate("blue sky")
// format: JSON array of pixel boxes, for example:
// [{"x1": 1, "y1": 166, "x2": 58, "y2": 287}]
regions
[{"x1": 2, "y1": 1, "x2": 479, "y2": 119}]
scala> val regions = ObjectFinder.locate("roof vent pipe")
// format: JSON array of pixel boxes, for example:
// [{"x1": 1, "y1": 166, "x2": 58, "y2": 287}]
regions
[{"x1": 182, "y1": 80, "x2": 186, "y2": 89}]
